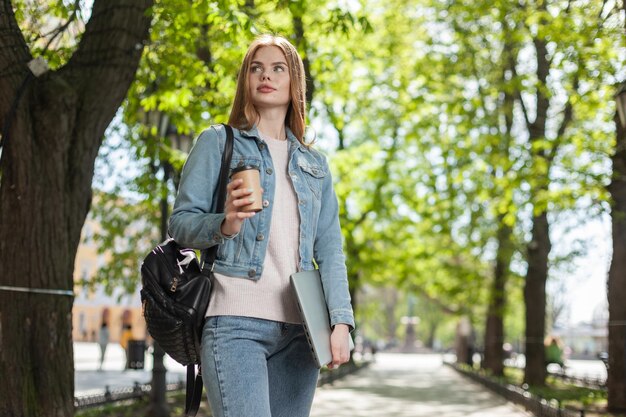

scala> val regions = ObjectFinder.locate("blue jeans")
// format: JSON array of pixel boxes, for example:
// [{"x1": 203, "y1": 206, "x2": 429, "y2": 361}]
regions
[{"x1": 201, "y1": 316, "x2": 320, "y2": 417}]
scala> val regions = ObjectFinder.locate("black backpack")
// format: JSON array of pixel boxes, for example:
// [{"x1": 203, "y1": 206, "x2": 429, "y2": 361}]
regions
[{"x1": 140, "y1": 124, "x2": 233, "y2": 417}]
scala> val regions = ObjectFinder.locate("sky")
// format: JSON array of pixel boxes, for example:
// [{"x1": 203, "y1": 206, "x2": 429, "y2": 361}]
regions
[{"x1": 556, "y1": 214, "x2": 611, "y2": 325}]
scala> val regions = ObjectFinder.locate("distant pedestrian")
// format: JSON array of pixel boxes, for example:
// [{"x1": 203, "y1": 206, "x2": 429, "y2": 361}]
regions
[
  {"x1": 120, "y1": 309, "x2": 134, "y2": 370},
  {"x1": 98, "y1": 318, "x2": 109, "y2": 371},
  {"x1": 120, "y1": 323, "x2": 133, "y2": 370},
  {"x1": 545, "y1": 335, "x2": 565, "y2": 369}
]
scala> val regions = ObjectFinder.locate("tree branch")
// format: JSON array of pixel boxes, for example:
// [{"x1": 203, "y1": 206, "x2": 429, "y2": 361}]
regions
[
  {"x1": 598, "y1": 0, "x2": 608, "y2": 21},
  {"x1": 409, "y1": 284, "x2": 465, "y2": 315},
  {"x1": 292, "y1": 12, "x2": 314, "y2": 108},
  {"x1": 547, "y1": 74, "x2": 579, "y2": 164},
  {"x1": 62, "y1": 0, "x2": 153, "y2": 108},
  {"x1": 512, "y1": 66, "x2": 531, "y2": 128},
  {"x1": 530, "y1": 37, "x2": 550, "y2": 139},
  {"x1": 48, "y1": 0, "x2": 153, "y2": 215},
  {"x1": 0, "y1": 0, "x2": 31, "y2": 113},
  {"x1": 324, "y1": 100, "x2": 346, "y2": 150},
  {"x1": 40, "y1": 0, "x2": 82, "y2": 56}
]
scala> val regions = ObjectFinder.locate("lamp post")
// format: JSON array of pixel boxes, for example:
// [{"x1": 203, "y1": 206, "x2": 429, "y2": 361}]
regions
[
  {"x1": 400, "y1": 295, "x2": 420, "y2": 352},
  {"x1": 143, "y1": 109, "x2": 193, "y2": 417}
]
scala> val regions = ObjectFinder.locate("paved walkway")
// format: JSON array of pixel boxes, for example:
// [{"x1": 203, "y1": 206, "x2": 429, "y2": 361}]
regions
[
  {"x1": 310, "y1": 353, "x2": 531, "y2": 417},
  {"x1": 74, "y1": 342, "x2": 186, "y2": 396},
  {"x1": 76, "y1": 343, "x2": 531, "y2": 416}
]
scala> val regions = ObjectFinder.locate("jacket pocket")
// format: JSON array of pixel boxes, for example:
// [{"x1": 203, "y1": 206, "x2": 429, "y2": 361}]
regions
[{"x1": 298, "y1": 162, "x2": 326, "y2": 198}]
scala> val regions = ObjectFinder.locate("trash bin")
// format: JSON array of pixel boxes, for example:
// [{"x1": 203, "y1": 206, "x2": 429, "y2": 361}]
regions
[{"x1": 127, "y1": 340, "x2": 145, "y2": 370}]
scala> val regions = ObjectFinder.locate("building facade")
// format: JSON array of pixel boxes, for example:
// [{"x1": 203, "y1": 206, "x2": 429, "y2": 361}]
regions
[{"x1": 72, "y1": 219, "x2": 146, "y2": 344}]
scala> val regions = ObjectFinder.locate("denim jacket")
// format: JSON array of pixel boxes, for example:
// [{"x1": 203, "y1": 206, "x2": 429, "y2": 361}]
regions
[{"x1": 169, "y1": 124, "x2": 354, "y2": 329}]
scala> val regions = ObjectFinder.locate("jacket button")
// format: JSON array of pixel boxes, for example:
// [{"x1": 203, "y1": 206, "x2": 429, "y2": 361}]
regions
[
  {"x1": 237, "y1": 161, "x2": 244, "y2": 167},
  {"x1": 266, "y1": 168, "x2": 273, "y2": 175},
  {"x1": 213, "y1": 235, "x2": 221, "y2": 241},
  {"x1": 262, "y1": 200, "x2": 270, "y2": 207},
  {"x1": 259, "y1": 143, "x2": 266, "y2": 150},
  {"x1": 248, "y1": 269, "x2": 256, "y2": 277},
  {"x1": 256, "y1": 234, "x2": 264, "y2": 241}
]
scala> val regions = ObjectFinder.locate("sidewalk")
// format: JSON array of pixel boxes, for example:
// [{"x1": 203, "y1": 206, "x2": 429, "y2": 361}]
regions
[
  {"x1": 76, "y1": 344, "x2": 531, "y2": 417},
  {"x1": 74, "y1": 342, "x2": 186, "y2": 396},
  {"x1": 310, "y1": 353, "x2": 531, "y2": 417}
]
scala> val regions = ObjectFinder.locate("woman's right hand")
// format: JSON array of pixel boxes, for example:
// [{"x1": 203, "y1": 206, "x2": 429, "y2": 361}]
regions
[{"x1": 220, "y1": 178, "x2": 258, "y2": 237}]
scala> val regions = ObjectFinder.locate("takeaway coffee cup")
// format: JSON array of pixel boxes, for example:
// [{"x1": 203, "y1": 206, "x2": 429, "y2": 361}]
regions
[{"x1": 230, "y1": 165, "x2": 263, "y2": 212}]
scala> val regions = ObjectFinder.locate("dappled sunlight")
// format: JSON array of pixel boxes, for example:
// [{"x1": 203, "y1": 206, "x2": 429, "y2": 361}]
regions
[{"x1": 311, "y1": 353, "x2": 530, "y2": 417}]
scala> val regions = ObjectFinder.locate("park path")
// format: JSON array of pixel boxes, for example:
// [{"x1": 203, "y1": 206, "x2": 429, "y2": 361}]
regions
[
  {"x1": 310, "y1": 353, "x2": 531, "y2": 417},
  {"x1": 76, "y1": 343, "x2": 532, "y2": 416}
]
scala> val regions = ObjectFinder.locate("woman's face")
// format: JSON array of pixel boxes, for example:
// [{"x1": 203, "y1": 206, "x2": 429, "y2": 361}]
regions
[{"x1": 248, "y1": 46, "x2": 291, "y2": 111}]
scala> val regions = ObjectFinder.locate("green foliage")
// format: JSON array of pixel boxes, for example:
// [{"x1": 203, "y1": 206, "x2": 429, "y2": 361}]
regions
[
  {"x1": 90, "y1": 0, "x2": 373, "y2": 293},
  {"x1": 75, "y1": 398, "x2": 150, "y2": 417},
  {"x1": 89, "y1": 191, "x2": 161, "y2": 296},
  {"x1": 17, "y1": 0, "x2": 618, "y2": 334},
  {"x1": 316, "y1": 0, "x2": 501, "y2": 323},
  {"x1": 314, "y1": 0, "x2": 622, "y2": 349},
  {"x1": 503, "y1": 367, "x2": 608, "y2": 408},
  {"x1": 14, "y1": 0, "x2": 89, "y2": 69},
  {"x1": 503, "y1": 276, "x2": 526, "y2": 345}
]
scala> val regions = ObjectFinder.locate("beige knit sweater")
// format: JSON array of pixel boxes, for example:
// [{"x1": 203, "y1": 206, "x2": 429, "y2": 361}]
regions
[{"x1": 205, "y1": 133, "x2": 301, "y2": 324}]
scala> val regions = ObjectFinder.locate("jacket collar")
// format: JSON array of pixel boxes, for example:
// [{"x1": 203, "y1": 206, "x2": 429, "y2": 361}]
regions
[{"x1": 239, "y1": 124, "x2": 307, "y2": 153}]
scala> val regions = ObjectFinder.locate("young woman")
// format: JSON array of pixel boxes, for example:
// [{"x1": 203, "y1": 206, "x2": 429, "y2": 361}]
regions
[{"x1": 169, "y1": 34, "x2": 354, "y2": 417}]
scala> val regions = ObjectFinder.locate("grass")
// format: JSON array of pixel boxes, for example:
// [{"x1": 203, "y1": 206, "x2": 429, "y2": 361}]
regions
[
  {"x1": 481, "y1": 366, "x2": 626, "y2": 417},
  {"x1": 500, "y1": 367, "x2": 607, "y2": 409}
]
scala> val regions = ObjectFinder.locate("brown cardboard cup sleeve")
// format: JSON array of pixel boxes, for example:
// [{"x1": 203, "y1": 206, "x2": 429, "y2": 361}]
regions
[{"x1": 230, "y1": 165, "x2": 263, "y2": 212}]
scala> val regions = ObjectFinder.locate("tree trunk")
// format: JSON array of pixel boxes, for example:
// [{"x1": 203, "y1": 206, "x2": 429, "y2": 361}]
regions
[
  {"x1": 483, "y1": 219, "x2": 513, "y2": 376},
  {"x1": 292, "y1": 13, "x2": 315, "y2": 108},
  {"x1": 481, "y1": 32, "x2": 517, "y2": 376},
  {"x1": 519, "y1": 28, "x2": 557, "y2": 387},
  {"x1": 455, "y1": 317, "x2": 473, "y2": 366},
  {"x1": 523, "y1": 210, "x2": 550, "y2": 386},
  {"x1": 0, "y1": 2, "x2": 152, "y2": 416},
  {"x1": 607, "y1": 110, "x2": 626, "y2": 412}
]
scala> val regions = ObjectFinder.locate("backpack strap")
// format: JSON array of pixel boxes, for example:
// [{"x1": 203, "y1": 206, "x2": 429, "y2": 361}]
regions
[
  {"x1": 185, "y1": 364, "x2": 204, "y2": 417},
  {"x1": 205, "y1": 123, "x2": 234, "y2": 267},
  {"x1": 187, "y1": 124, "x2": 234, "y2": 417}
]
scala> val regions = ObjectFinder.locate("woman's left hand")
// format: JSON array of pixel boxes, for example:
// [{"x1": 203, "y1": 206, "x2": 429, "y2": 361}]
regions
[{"x1": 328, "y1": 324, "x2": 351, "y2": 369}]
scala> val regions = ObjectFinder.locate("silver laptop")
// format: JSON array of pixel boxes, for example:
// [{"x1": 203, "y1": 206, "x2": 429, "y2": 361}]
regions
[{"x1": 290, "y1": 270, "x2": 354, "y2": 368}]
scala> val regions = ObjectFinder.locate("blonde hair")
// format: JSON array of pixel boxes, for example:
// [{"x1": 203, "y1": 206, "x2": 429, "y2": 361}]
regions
[{"x1": 228, "y1": 34, "x2": 307, "y2": 143}]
